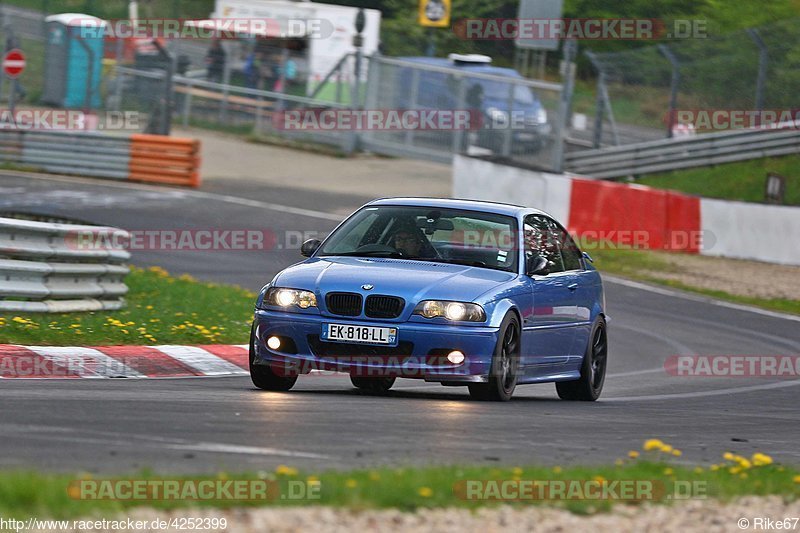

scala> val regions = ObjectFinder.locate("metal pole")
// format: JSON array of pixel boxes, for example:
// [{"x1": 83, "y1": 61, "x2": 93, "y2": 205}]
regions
[
  {"x1": 658, "y1": 44, "x2": 680, "y2": 139},
  {"x1": 551, "y1": 40, "x2": 577, "y2": 173},
  {"x1": 345, "y1": 8, "x2": 365, "y2": 154},
  {"x1": 585, "y1": 51, "x2": 605, "y2": 149},
  {"x1": 747, "y1": 28, "x2": 768, "y2": 111}
]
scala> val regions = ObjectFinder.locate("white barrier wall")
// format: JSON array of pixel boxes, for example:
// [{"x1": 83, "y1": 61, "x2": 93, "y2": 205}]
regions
[
  {"x1": 453, "y1": 155, "x2": 800, "y2": 266},
  {"x1": 701, "y1": 199, "x2": 800, "y2": 265},
  {"x1": 452, "y1": 155, "x2": 573, "y2": 223}
]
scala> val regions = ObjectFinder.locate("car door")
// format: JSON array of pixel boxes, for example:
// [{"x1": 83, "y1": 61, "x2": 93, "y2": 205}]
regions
[
  {"x1": 519, "y1": 215, "x2": 579, "y2": 376},
  {"x1": 552, "y1": 221, "x2": 595, "y2": 363}
]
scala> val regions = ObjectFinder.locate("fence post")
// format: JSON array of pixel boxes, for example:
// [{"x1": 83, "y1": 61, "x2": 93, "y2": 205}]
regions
[
  {"x1": 747, "y1": 28, "x2": 768, "y2": 111},
  {"x1": 658, "y1": 44, "x2": 680, "y2": 139},
  {"x1": 585, "y1": 51, "x2": 606, "y2": 148},
  {"x1": 182, "y1": 78, "x2": 193, "y2": 128},
  {"x1": 551, "y1": 39, "x2": 577, "y2": 173}
]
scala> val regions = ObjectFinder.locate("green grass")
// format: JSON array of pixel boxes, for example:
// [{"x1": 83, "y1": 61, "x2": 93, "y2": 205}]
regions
[
  {"x1": 586, "y1": 245, "x2": 800, "y2": 315},
  {"x1": 0, "y1": 267, "x2": 254, "y2": 346},
  {"x1": 1, "y1": 454, "x2": 799, "y2": 519},
  {"x1": 634, "y1": 154, "x2": 800, "y2": 205}
]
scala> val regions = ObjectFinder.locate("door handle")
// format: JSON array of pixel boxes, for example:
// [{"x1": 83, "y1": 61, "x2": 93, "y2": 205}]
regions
[{"x1": 567, "y1": 283, "x2": 579, "y2": 291}]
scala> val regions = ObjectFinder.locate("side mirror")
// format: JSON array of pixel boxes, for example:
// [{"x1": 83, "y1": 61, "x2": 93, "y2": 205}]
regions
[
  {"x1": 526, "y1": 255, "x2": 549, "y2": 276},
  {"x1": 300, "y1": 239, "x2": 322, "y2": 257}
]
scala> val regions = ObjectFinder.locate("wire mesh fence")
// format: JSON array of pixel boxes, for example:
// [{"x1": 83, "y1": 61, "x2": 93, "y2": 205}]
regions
[{"x1": 583, "y1": 18, "x2": 800, "y2": 147}]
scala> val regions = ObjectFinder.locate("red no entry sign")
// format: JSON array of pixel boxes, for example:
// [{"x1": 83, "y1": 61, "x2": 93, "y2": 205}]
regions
[{"x1": 3, "y1": 49, "x2": 26, "y2": 79}]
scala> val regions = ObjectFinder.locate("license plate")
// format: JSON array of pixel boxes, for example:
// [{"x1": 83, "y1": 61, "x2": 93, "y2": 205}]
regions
[{"x1": 322, "y1": 324, "x2": 398, "y2": 346}]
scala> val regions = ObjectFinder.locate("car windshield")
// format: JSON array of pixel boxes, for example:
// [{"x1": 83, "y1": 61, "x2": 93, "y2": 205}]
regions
[
  {"x1": 318, "y1": 206, "x2": 519, "y2": 273},
  {"x1": 468, "y1": 77, "x2": 536, "y2": 106}
]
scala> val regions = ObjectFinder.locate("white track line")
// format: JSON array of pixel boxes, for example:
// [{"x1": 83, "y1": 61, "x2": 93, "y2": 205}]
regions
[
  {"x1": 162, "y1": 442, "x2": 330, "y2": 459},
  {"x1": 606, "y1": 379, "x2": 800, "y2": 402},
  {"x1": 2, "y1": 170, "x2": 342, "y2": 221},
  {"x1": 155, "y1": 346, "x2": 247, "y2": 376},
  {"x1": 26, "y1": 346, "x2": 144, "y2": 378},
  {"x1": 606, "y1": 275, "x2": 800, "y2": 323}
]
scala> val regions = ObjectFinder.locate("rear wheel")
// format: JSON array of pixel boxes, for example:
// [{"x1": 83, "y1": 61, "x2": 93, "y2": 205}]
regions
[
  {"x1": 350, "y1": 376, "x2": 396, "y2": 393},
  {"x1": 249, "y1": 324, "x2": 297, "y2": 391},
  {"x1": 469, "y1": 314, "x2": 520, "y2": 401},
  {"x1": 556, "y1": 317, "x2": 607, "y2": 401}
]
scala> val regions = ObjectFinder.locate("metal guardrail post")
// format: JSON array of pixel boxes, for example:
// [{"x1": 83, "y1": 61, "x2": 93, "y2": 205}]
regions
[
  {"x1": 747, "y1": 28, "x2": 768, "y2": 111},
  {"x1": 182, "y1": 78, "x2": 194, "y2": 128},
  {"x1": 552, "y1": 40, "x2": 577, "y2": 173},
  {"x1": 658, "y1": 44, "x2": 681, "y2": 139}
]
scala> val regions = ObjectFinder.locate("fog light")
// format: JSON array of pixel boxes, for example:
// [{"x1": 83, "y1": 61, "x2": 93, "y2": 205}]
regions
[
  {"x1": 267, "y1": 336, "x2": 282, "y2": 350},
  {"x1": 447, "y1": 350, "x2": 465, "y2": 365}
]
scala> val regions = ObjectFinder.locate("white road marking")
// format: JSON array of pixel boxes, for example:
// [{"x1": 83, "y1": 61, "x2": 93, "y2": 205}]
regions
[
  {"x1": 606, "y1": 379, "x2": 800, "y2": 402},
  {"x1": 606, "y1": 275, "x2": 800, "y2": 323},
  {"x1": 163, "y1": 442, "x2": 330, "y2": 459},
  {"x1": 2, "y1": 170, "x2": 342, "y2": 221},
  {"x1": 25, "y1": 346, "x2": 143, "y2": 378},
  {"x1": 155, "y1": 345, "x2": 247, "y2": 376}
]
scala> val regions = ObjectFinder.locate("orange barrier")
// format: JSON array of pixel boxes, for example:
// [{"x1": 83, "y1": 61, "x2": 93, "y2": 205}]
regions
[{"x1": 128, "y1": 134, "x2": 201, "y2": 188}]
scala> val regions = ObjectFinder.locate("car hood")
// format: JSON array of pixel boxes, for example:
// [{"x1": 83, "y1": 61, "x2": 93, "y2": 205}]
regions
[{"x1": 274, "y1": 257, "x2": 517, "y2": 303}]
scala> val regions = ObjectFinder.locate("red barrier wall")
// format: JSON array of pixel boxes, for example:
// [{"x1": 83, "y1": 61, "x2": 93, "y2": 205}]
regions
[{"x1": 568, "y1": 178, "x2": 701, "y2": 253}]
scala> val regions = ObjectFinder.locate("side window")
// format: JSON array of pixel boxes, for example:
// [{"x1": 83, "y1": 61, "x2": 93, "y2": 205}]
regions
[
  {"x1": 553, "y1": 222, "x2": 583, "y2": 271},
  {"x1": 523, "y1": 215, "x2": 564, "y2": 273}
]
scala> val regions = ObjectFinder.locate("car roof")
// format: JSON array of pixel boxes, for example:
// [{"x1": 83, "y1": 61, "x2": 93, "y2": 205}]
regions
[
  {"x1": 366, "y1": 197, "x2": 546, "y2": 218},
  {"x1": 398, "y1": 57, "x2": 522, "y2": 78}
]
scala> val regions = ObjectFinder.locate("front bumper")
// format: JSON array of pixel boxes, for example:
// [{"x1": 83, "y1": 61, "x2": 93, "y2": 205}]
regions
[{"x1": 252, "y1": 309, "x2": 500, "y2": 382}]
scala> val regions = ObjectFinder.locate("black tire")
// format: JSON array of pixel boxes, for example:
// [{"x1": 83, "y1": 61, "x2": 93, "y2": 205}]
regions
[
  {"x1": 556, "y1": 317, "x2": 607, "y2": 401},
  {"x1": 249, "y1": 324, "x2": 297, "y2": 391},
  {"x1": 350, "y1": 375, "x2": 396, "y2": 393},
  {"x1": 468, "y1": 313, "x2": 521, "y2": 402}
]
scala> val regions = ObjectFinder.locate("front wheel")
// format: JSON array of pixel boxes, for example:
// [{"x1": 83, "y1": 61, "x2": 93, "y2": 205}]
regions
[
  {"x1": 469, "y1": 314, "x2": 520, "y2": 401},
  {"x1": 249, "y1": 324, "x2": 297, "y2": 391},
  {"x1": 556, "y1": 317, "x2": 607, "y2": 401}
]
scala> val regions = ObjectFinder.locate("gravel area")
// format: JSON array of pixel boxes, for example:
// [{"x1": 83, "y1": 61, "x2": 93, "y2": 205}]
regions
[
  {"x1": 640, "y1": 253, "x2": 800, "y2": 301},
  {"x1": 52, "y1": 497, "x2": 799, "y2": 532}
]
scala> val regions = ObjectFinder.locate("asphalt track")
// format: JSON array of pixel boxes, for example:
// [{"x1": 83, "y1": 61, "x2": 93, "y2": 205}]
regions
[{"x1": 1, "y1": 172, "x2": 799, "y2": 474}]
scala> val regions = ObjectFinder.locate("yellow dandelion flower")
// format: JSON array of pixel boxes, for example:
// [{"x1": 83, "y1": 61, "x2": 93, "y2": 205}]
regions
[
  {"x1": 792, "y1": 475, "x2": 800, "y2": 484},
  {"x1": 628, "y1": 450, "x2": 640, "y2": 459},
  {"x1": 671, "y1": 449, "x2": 682, "y2": 457},
  {"x1": 663, "y1": 468, "x2": 674, "y2": 475},
  {"x1": 694, "y1": 467, "x2": 704, "y2": 474},
  {"x1": 643, "y1": 439, "x2": 664, "y2": 451},
  {"x1": 275, "y1": 465, "x2": 298, "y2": 476},
  {"x1": 417, "y1": 487, "x2": 433, "y2": 498},
  {"x1": 723, "y1": 452, "x2": 735, "y2": 461},
  {"x1": 345, "y1": 479, "x2": 358, "y2": 489},
  {"x1": 512, "y1": 467, "x2": 523, "y2": 476},
  {"x1": 751, "y1": 453, "x2": 773, "y2": 466},
  {"x1": 615, "y1": 459, "x2": 624, "y2": 466},
  {"x1": 552, "y1": 466, "x2": 562, "y2": 474},
  {"x1": 710, "y1": 464, "x2": 720, "y2": 471}
]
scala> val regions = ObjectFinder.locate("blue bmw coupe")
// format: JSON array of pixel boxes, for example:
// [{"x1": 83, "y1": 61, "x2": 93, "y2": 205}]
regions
[{"x1": 251, "y1": 198, "x2": 608, "y2": 401}]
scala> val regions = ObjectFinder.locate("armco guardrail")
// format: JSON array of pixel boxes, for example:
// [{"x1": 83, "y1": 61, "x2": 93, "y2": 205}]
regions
[
  {"x1": 564, "y1": 125, "x2": 800, "y2": 178},
  {"x1": 0, "y1": 130, "x2": 201, "y2": 187},
  {"x1": 0, "y1": 217, "x2": 131, "y2": 313}
]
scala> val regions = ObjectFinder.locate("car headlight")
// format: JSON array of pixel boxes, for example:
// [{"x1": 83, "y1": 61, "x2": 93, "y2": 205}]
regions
[
  {"x1": 264, "y1": 287, "x2": 317, "y2": 309},
  {"x1": 413, "y1": 300, "x2": 486, "y2": 322}
]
